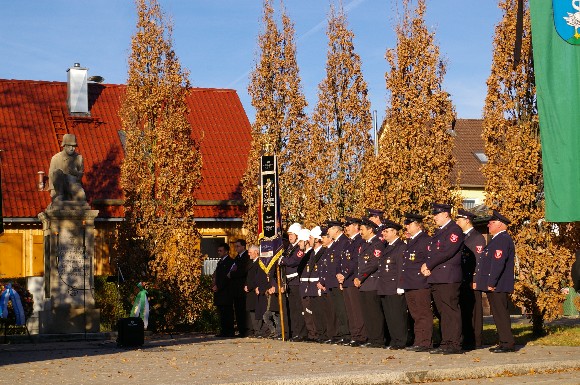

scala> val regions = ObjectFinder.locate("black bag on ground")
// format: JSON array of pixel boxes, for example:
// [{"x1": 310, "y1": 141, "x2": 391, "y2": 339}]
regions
[{"x1": 117, "y1": 317, "x2": 144, "y2": 347}]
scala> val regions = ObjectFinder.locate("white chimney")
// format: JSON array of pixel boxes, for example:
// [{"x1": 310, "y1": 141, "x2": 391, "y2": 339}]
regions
[{"x1": 67, "y1": 63, "x2": 89, "y2": 115}]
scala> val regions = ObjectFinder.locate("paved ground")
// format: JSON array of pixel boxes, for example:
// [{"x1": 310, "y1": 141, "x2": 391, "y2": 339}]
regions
[{"x1": 1, "y1": 332, "x2": 579, "y2": 385}]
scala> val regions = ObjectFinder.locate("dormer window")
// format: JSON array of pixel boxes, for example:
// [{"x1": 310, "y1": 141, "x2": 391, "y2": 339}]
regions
[{"x1": 474, "y1": 152, "x2": 488, "y2": 164}]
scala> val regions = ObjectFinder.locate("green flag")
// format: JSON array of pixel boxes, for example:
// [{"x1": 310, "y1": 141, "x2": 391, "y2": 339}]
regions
[{"x1": 530, "y1": 0, "x2": 580, "y2": 222}]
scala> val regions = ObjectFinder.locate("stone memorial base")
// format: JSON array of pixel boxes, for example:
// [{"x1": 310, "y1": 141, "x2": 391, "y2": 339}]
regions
[{"x1": 38, "y1": 201, "x2": 100, "y2": 334}]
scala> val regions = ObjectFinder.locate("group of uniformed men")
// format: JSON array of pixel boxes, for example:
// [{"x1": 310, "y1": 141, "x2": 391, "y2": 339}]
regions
[{"x1": 217, "y1": 203, "x2": 517, "y2": 354}]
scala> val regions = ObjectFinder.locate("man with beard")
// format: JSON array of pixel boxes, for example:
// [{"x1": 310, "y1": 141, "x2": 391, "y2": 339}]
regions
[{"x1": 475, "y1": 210, "x2": 516, "y2": 353}]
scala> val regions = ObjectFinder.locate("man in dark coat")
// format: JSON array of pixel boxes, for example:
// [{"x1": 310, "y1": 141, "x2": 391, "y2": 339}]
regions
[
  {"x1": 377, "y1": 219, "x2": 408, "y2": 350},
  {"x1": 245, "y1": 245, "x2": 267, "y2": 337},
  {"x1": 300, "y1": 227, "x2": 322, "y2": 342},
  {"x1": 316, "y1": 227, "x2": 336, "y2": 342},
  {"x1": 422, "y1": 203, "x2": 465, "y2": 354},
  {"x1": 326, "y1": 220, "x2": 351, "y2": 344},
  {"x1": 400, "y1": 212, "x2": 432, "y2": 352},
  {"x1": 455, "y1": 208, "x2": 486, "y2": 350},
  {"x1": 475, "y1": 210, "x2": 516, "y2": 353},
  {"x1": 212, "y1": 243, "x2": 235, "y2": 337},
  {"x1": 338, "y1": 216, "x2": 367, "y2": 346},
  {"x1": 229, "y1": 239, "x2": 250, "y2": 337},
  {"x1": 354, "y1": 217, "x2": 386, "y2": 348}
]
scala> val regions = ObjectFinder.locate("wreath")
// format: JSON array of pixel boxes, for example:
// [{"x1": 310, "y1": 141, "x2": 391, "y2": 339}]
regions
[{"x1": 0, "y1": 282, "x2": 34, "y2": 325}]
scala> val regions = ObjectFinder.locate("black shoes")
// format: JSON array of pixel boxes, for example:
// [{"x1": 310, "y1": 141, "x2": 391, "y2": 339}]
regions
[
  {"x1": 360, "y1": 342, "x2": 384, "y2": 348},
  {"x1": 489, "y1": 346, "x2": 515, "y2": 353},
  {"x1": 384, "y1": 345, "x2": 405, "y2": 350},
  {"x1": 405, "y1": 345, "x2": 431, "y2": 352}
]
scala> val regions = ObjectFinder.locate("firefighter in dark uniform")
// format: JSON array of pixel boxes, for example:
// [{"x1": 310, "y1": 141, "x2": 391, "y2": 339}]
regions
[
  {"x1": 400, "y1": 212, "x2": 432, "y2": 352},
  {"x1": 367, "y1": 208, "x2": 385, "y2": 243},
  {"x1": 338, "y1": 216, "x2": 367, "y2": 346},
  {"x1": 324, "y1": 220, "x2": 351, "y2": 344},
  {"x1": 475, "y1": 210, "x2": 516, "y2": 353},
  {"x1": 377, "y1": 219, "x2": 408, "y2": 350},
  {"x1": 300, "y1": 226, "x2": 324, "y2": 342},
  {"x1": 279, "y1": 222, "x2": 305, "y2": 341},
  {"x1": 422, "y1": 203, "x2": 465, "y2": 354},
  {"x1": 354, "y1": 217, "x2": 386, "y2": 348},
  {"x1": 455, "y1": 208, "x2": 486, "y2": 350},
  {"x1": 317, "y1": 227, "x2": 337, "y2": 342}
]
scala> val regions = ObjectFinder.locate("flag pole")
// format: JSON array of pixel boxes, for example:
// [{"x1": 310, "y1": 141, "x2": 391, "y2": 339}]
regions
[{"x1": 276, "y1": 263, "x2": 285, "y2": 341}]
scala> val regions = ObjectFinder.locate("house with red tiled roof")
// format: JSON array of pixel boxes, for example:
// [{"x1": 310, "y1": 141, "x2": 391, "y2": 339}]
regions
[
  {"x1": 0, "y1": 72, "x2": 252, "y2": 278},
  {"x1": 451, "y1": 119, "x2": 487, "y2": 208}
]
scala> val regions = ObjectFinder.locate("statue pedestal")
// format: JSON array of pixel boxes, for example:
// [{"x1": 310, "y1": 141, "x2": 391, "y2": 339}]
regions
[{"x1": 37, "y1": 202, "x2": 100, "y2": 333}]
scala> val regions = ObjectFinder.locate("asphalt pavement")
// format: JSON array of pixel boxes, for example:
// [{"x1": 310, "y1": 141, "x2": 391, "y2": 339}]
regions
[{"x1": 1, "y1": 330, "x2": 579, "y2": 385}]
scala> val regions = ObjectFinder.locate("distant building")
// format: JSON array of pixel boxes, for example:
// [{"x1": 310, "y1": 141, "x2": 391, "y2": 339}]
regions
[{"x1": 0, "y1": 73, "x2": 252, "y2": 279}]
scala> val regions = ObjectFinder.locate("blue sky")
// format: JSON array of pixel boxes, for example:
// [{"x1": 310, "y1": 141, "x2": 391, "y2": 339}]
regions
[{"x1": 0, "y1": 1, "x2": 502, "y2": 122}]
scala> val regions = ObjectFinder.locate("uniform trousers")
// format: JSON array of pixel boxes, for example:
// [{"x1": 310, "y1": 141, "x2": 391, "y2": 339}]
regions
[
  {"x1": 343, "y1": 286, "x2": 367, "y2": 342},
  {"x1": 487, "y1": 291, "x2": 515, "y2": 348},
  {"x1": 301, "y1": 296, "x2": 319, "y2": 340},
  {"x1": 287, "y1": 285, "x2": 307, "y2": 338},
  {"x1": 430, "y1": 282, "x2": 462, "y2": 350},
  {"x1": 320, "y1": 291, "x2": 336, "y2": 340},
  {"x1": 311, "y1": 295, "x2": 327, "y2": 339},
  {"x1": 359, "y1": 290, "x2": 384, "y2": 345},
  {"x1": 459, "y1": 284, "x2": 483, "y2": 347},
  {"x1": 330, "y1": 287, "x2": 351, "y2": 340},
  {"x1": 380, "y1": 294, "x2": 408, "y2": 348},
  {"x1": 405, "y1": 288, "x2": 433, "y2": 347}
]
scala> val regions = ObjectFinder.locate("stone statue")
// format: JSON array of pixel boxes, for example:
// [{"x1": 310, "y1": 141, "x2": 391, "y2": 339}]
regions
[{"x1": 49, "y1": 134, "x2": 86, "y2": 202}]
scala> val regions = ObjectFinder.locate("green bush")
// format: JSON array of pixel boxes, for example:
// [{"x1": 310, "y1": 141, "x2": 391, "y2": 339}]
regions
[{"x1": 93, "y1": 276, "x2": 126, "y2": 331}]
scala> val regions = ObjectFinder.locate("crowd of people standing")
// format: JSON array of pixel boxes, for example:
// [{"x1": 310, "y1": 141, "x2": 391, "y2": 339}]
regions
[{"x1": 212, "y1": 203, "x2": 517, "y2": 354}]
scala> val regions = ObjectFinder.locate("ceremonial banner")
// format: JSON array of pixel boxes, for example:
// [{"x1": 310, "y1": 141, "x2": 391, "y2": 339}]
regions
[
  {"x1": 258, "y1": 155, "x2": 284, "y2": 274},
  {"x1": 530, "y1": 0, "x2": 580, "y2": 221}
]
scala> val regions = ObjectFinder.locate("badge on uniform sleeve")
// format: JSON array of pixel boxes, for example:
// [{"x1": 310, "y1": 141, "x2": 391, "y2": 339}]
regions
[
  {"x1": 450, "y1": 234, "x2": 459, "y2": 243},
  {"x1": 297, "y1": 250, "x2": 304, "y2": 258},
  {"x1": 476, "y1": 245, "x2": 483, "y2": 254},
  {"x1": 374, "y1": 249, "x2": 381, "y2": 257},
  {"x1": 495, "y1": 250, "x2": 503, "y2": 259}
]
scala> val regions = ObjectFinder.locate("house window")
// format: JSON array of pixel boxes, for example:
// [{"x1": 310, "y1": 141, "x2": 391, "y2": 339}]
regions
[
  {"x1": 201, "y1": 236, "x2": 227, "y2": 275},
  {"x1": 474, "y1": 152, "x2": 488, "y2": 163},
  {"x1": 463, "y1": 199, "x2": 476, "y2": 209}
]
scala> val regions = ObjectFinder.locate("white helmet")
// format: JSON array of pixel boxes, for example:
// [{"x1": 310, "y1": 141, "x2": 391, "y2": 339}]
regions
[
  {"x1": 288, "y1": 222, "x2": 303, "y2": 235},
  {"x1": 297, "y1": 228, "x2": 311, "y2": 242},
  {"x1": 310, "y1": 226, "x2": 322, "y2": 240}
]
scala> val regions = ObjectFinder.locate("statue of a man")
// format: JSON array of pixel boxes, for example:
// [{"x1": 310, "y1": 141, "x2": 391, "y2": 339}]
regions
[{"x1": 49, "y1": 134, "x2": 86, "y2": 202}]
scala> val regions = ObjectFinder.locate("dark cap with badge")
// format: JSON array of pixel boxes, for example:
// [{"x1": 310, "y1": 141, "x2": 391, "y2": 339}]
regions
[
  {"x1": 490, "y1": 210, "x2": 511, "y2": 225},
  {"x1": 360, "y1": 216, "x2": 379, "y2": 231},
  {"x1": 456, "y1": 208, "x2": 476, "y2": 220},
  {"x1": 366, "y1": 208, "x2": 384, "y2": 219},
  {"x1": 404, "y1": 212, "x2": 425, "y2": 225},
  {"x1": 431, "y1": 203, "x2": 452, "y2": 215},
  {"x1": 326, "y1": 219, "x2": 344, "y2": 229},
  {"x1": 320, "y1": 226, "x2": 329, "y2": 237},
  {"x1": 343, "y1": 216, "x2": 362, "y2": 226},
  {"x1": 382, "y1": 219, "x2": 402, "y2": 231}
]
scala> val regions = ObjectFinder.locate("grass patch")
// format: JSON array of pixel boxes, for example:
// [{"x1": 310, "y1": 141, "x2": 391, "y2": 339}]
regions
[{"x1": 482, "y1": 321, "x2": 580, "y2": 346}]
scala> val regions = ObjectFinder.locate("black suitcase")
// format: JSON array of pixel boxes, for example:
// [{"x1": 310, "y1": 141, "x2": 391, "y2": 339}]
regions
[{"x1": 117, "y1": 317, "x2": 144, "y2": 347}]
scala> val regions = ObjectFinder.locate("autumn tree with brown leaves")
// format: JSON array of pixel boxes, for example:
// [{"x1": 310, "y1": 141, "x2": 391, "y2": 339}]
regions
[
  {"x1": 116, "y1": 0, "x2": 204, "y2": 327},
  {"x1": 366, "y1": 0, "x2": 455, "y2": 224},
  {"x1": 483, "y1": 0, "x2": 578, "y2": 335},
  {"x1": 241, "y1": 0, "x2": 310, "y2": 243},
  {"x1": 309, "y1": 3, "x2": 373, "y2": 222}
]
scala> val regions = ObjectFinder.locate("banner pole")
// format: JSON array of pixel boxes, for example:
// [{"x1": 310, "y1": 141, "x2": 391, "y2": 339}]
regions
[{"x1": 276, "y1": 263, "x2": 285, "y2": 341}]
